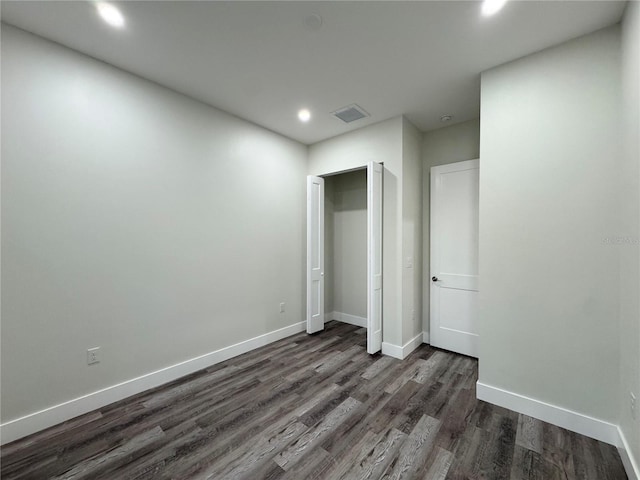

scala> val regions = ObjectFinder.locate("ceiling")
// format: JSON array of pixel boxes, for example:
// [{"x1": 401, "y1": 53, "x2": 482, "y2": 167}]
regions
[{"x1": 0, "y1": 1, "x2": 626, "y2": 145}]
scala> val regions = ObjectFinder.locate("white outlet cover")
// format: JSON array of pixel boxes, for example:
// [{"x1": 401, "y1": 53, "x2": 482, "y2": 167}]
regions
[{"x1": 87, "y1": 347, "x2": 100, "y2": 365}]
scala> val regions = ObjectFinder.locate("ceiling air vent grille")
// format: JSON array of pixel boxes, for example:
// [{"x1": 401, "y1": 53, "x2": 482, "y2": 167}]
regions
[{"x1": 332, "y1": 104, "x2": 369, "y2": 123}]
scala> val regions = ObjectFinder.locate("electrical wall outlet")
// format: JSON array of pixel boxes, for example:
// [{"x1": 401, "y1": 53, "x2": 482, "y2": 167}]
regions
[
  {"x1": 631, "y1": 392, "x2": 637, "y2": 420},
  {"x1": 279, "y1": 302, "x2": 286, "y2": 313},
  {"x1": 87, "y1": 347, "x2": 100, "y2": 365}
]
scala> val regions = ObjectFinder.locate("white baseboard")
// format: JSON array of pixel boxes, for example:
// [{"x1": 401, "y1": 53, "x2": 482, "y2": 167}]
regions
[
  {"x1": 332, "y1": 311, "x2": 367, "y2": 328},
  {"x1": 382, "y1": 332, "x2": 423, "y2": 360},
  {"x1": 422, "y1": 331, "x2": 430, "y2": 344},
  {"x1": 404, "y1": 332, "x2": 424, "y2": 357},
  {"x1": 618, "y1": 426, "x2": 640, "y2": 480},
  {"x1": 382, "y1": 342, "x2": 403, "y2": 359},
  {"x1": 476, "y1": 381, "x2": 619, "y2": 446},
  {"x1": 0, "y1": 321, "x2": 306, "y2": 445}
]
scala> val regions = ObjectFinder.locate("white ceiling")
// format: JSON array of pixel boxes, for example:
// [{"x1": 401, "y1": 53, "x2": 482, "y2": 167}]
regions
[{"x1": 1, "y1": 1, "x2": 626, "y2": 145}]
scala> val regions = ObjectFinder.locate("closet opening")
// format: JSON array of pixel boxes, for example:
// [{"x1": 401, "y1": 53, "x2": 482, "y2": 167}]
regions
[
  {"x1": 306, "y1": 162, "x2": 383, "y2": 354},
  {"x1": 324, "y1": 169, "x2": 367, "y2": 332}
]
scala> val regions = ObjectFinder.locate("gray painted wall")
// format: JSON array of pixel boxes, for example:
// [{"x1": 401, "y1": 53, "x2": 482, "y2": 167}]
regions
[
  {"x1": 308, "y1": 117, "x2": 423, "y2": 349},
  {"x1": 619, "y1": 0, "x2": 640, "y2": 466},
  {"x1": 401, "y1": 118, "x2": 423, "y2": 345},
  {"x1": 3, "y1": 13, "x2": 635, "y2": 463},
  {"x1": 479, "y1": 26, "x2": 621, "y2": 422},
  {"x1": 1, "y1": 25, "x2": 307, "y2": 423},
  {"x1": 324, "y1": 178, "x2": 335, "y2": 316},
  {"x1": 308, "y1": 117, "x2": 405, "y2": 347},
  {"x1": 328, "y1": 170, "x2": 367, "y2": 319}
]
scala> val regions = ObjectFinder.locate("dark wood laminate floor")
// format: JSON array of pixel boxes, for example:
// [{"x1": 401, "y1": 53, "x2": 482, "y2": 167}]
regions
[{"x1": 1, "y1": 321, "x2": 627, "y2": 480}]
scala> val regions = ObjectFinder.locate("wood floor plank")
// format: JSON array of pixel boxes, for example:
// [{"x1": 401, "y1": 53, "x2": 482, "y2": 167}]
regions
[
  {"x1": 368, "y1": 380, "x2": 422, "y2": 434},
  {"x1": 422, "y1": 447, "x2": 454, "y2": 480},
  {"x1": 51, "y1": 426, "x2": 165, "y2": 480},
  {"x1": 208, "y1": 419, "x2": 308, "y2": 479},
  {"x1": 515, "y1": 414, "x2": 544, "y2": 455},
  {"x1": 509, "y1": 444, "x2": 565, "y2": 480},
  {"x1": 319, "y1": 430, "x2": 380, "y2": 479},
  {"x1": 115, "y1": 422, "x2": 202, "y2": 480},
  {"x1": 446, "y1": 425, "x2": 491, "y2": 479},
  {"x1": 1, "y1": 454, "x2": 59, "y2": 480},
  {"x1": 597, "y1": 441, "x2": 629, "y2": 480},
  {"x1": 274, "y1": 396, "x2": 361, "y2": 470},
  {"x1": 381, "y1": 414, "x2": 441, "y2": 480},
  {"x1": 361, "y1": 356, "x2": 396, "y2": 380},
  {"x1": 412, "y1": 353, "x2": 444, "y2": 384},
  {"x1": 277, "y1": 446, "x2": 334, "y2": 480},
  {"x1": 295, "y1": 335, "x2": 343, "y2": 355},
  {"x1": 540, "y1": 423, "x2": 576, "y2": 479},
  {"x1": 383, "y1": 357, "x2": 429, "y2": 394},
  {"x1": 141, "y1": 365, "x2": 241, "y2": 408},
  {"x1": 154, "y1": 391, "x2": 304, "y2": 478},
  {"x1": 0, "y1": 321, "x2": 627, "y2": 480},
  {"x1": 297, "y1": 367, "x2": 367, "y2": 428},
  {"x1": 0, "y1": 410, "x2": 103, "y2": 460},
  {"x1": 340, "y1": 427, "x2": 407, "y2": 480},
  {"x1": 433, "y1": 387, "x2": 477, "y2": 452},
  {"x1": 315, "y1": 345, "x2": 362, "y2": 374}
]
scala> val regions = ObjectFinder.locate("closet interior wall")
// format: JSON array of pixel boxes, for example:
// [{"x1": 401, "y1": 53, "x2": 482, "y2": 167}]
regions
[{"x1": 324, "y1": 169, "x2": 368, "y2": 326}]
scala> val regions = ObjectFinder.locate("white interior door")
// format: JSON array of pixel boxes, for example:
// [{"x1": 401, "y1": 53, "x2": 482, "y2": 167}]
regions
[
  {"x1": 307, "y1": 175, "x2": 325, "y2": 334},
  {"x1": 430, "y1": 159, "x2": 479, "y2": 357},
  {"x1": 367, "y1": 161, "x2": 383, "y2": 354}
]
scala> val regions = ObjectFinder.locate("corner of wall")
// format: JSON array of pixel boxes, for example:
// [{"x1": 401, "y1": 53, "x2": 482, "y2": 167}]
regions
[
  {"x1": 618, "y1": 0, "x2": 640, "y2": 476},
  {"x1": 478, "y1": 22, "x2": 623, "y2": 451},
  {"x1": 618, "y1": 426, "x2": 640, "y2": 480},
  {"x1": 400, "y1": 117, "x2": 424, "y2": 345},
  {"x1": 0, "y1": 321, "x2": 307, "y2": 445}
]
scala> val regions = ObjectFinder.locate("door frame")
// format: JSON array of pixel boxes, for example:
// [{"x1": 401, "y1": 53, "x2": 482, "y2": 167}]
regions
[{"x1": 429, "y1": 158, "x2": 479, "y2": 358}]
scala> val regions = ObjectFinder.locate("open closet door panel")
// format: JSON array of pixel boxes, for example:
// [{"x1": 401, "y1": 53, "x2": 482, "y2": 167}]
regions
[
  {"x1": 367, "y1": 162, "x2": 383, "y2": 353},
  {"x1": 307, "y1": 175, "x2": 325, "y2": 334}
]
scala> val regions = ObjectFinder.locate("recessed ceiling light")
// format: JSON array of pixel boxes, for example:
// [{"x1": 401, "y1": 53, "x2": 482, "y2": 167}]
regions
[
  {"x1": 481, "y1": 0, "x2": 508, "y2": 17},
  {"x1": 96, "y1": 2, "x2": 125, "y2": 28},
  {"x1": 298, "y1": 109, "x2": 311, "y2": 123},
  {"x1": 440, "y1": 114, "x2": 453, "y2": 123}
]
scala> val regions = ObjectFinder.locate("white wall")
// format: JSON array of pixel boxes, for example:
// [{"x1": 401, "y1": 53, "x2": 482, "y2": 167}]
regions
[
  {"x1": 308, "y1": 117, "x2": 403, "y2": 177},
  {"x1": 330, "y1": 170, "x2": 368, "y2": 319},
  {"x1": 401, "y1": 118, "x2": 423, "y2": 344},
  {"x1": 308, "y1": 116, "x2": 423, "y2": 352},
  {"x1": 421, "y1": 119, "x2": 480, "y2": 337},
  {"x1": 1, "y1": 26, "x2": 307, "y2": 425},
  {"x1": 309, "y1": 117, "x2": 405, "y2": 347},
  {"x1": 479, "y1": 26, "x2": 621, "y2": 423},
  {"x1": 324, "y1": 178, "x2": 335, "y2": 316},
  {"x1": 619, "y1": 0, "x2": 640, "y2": 470}
]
